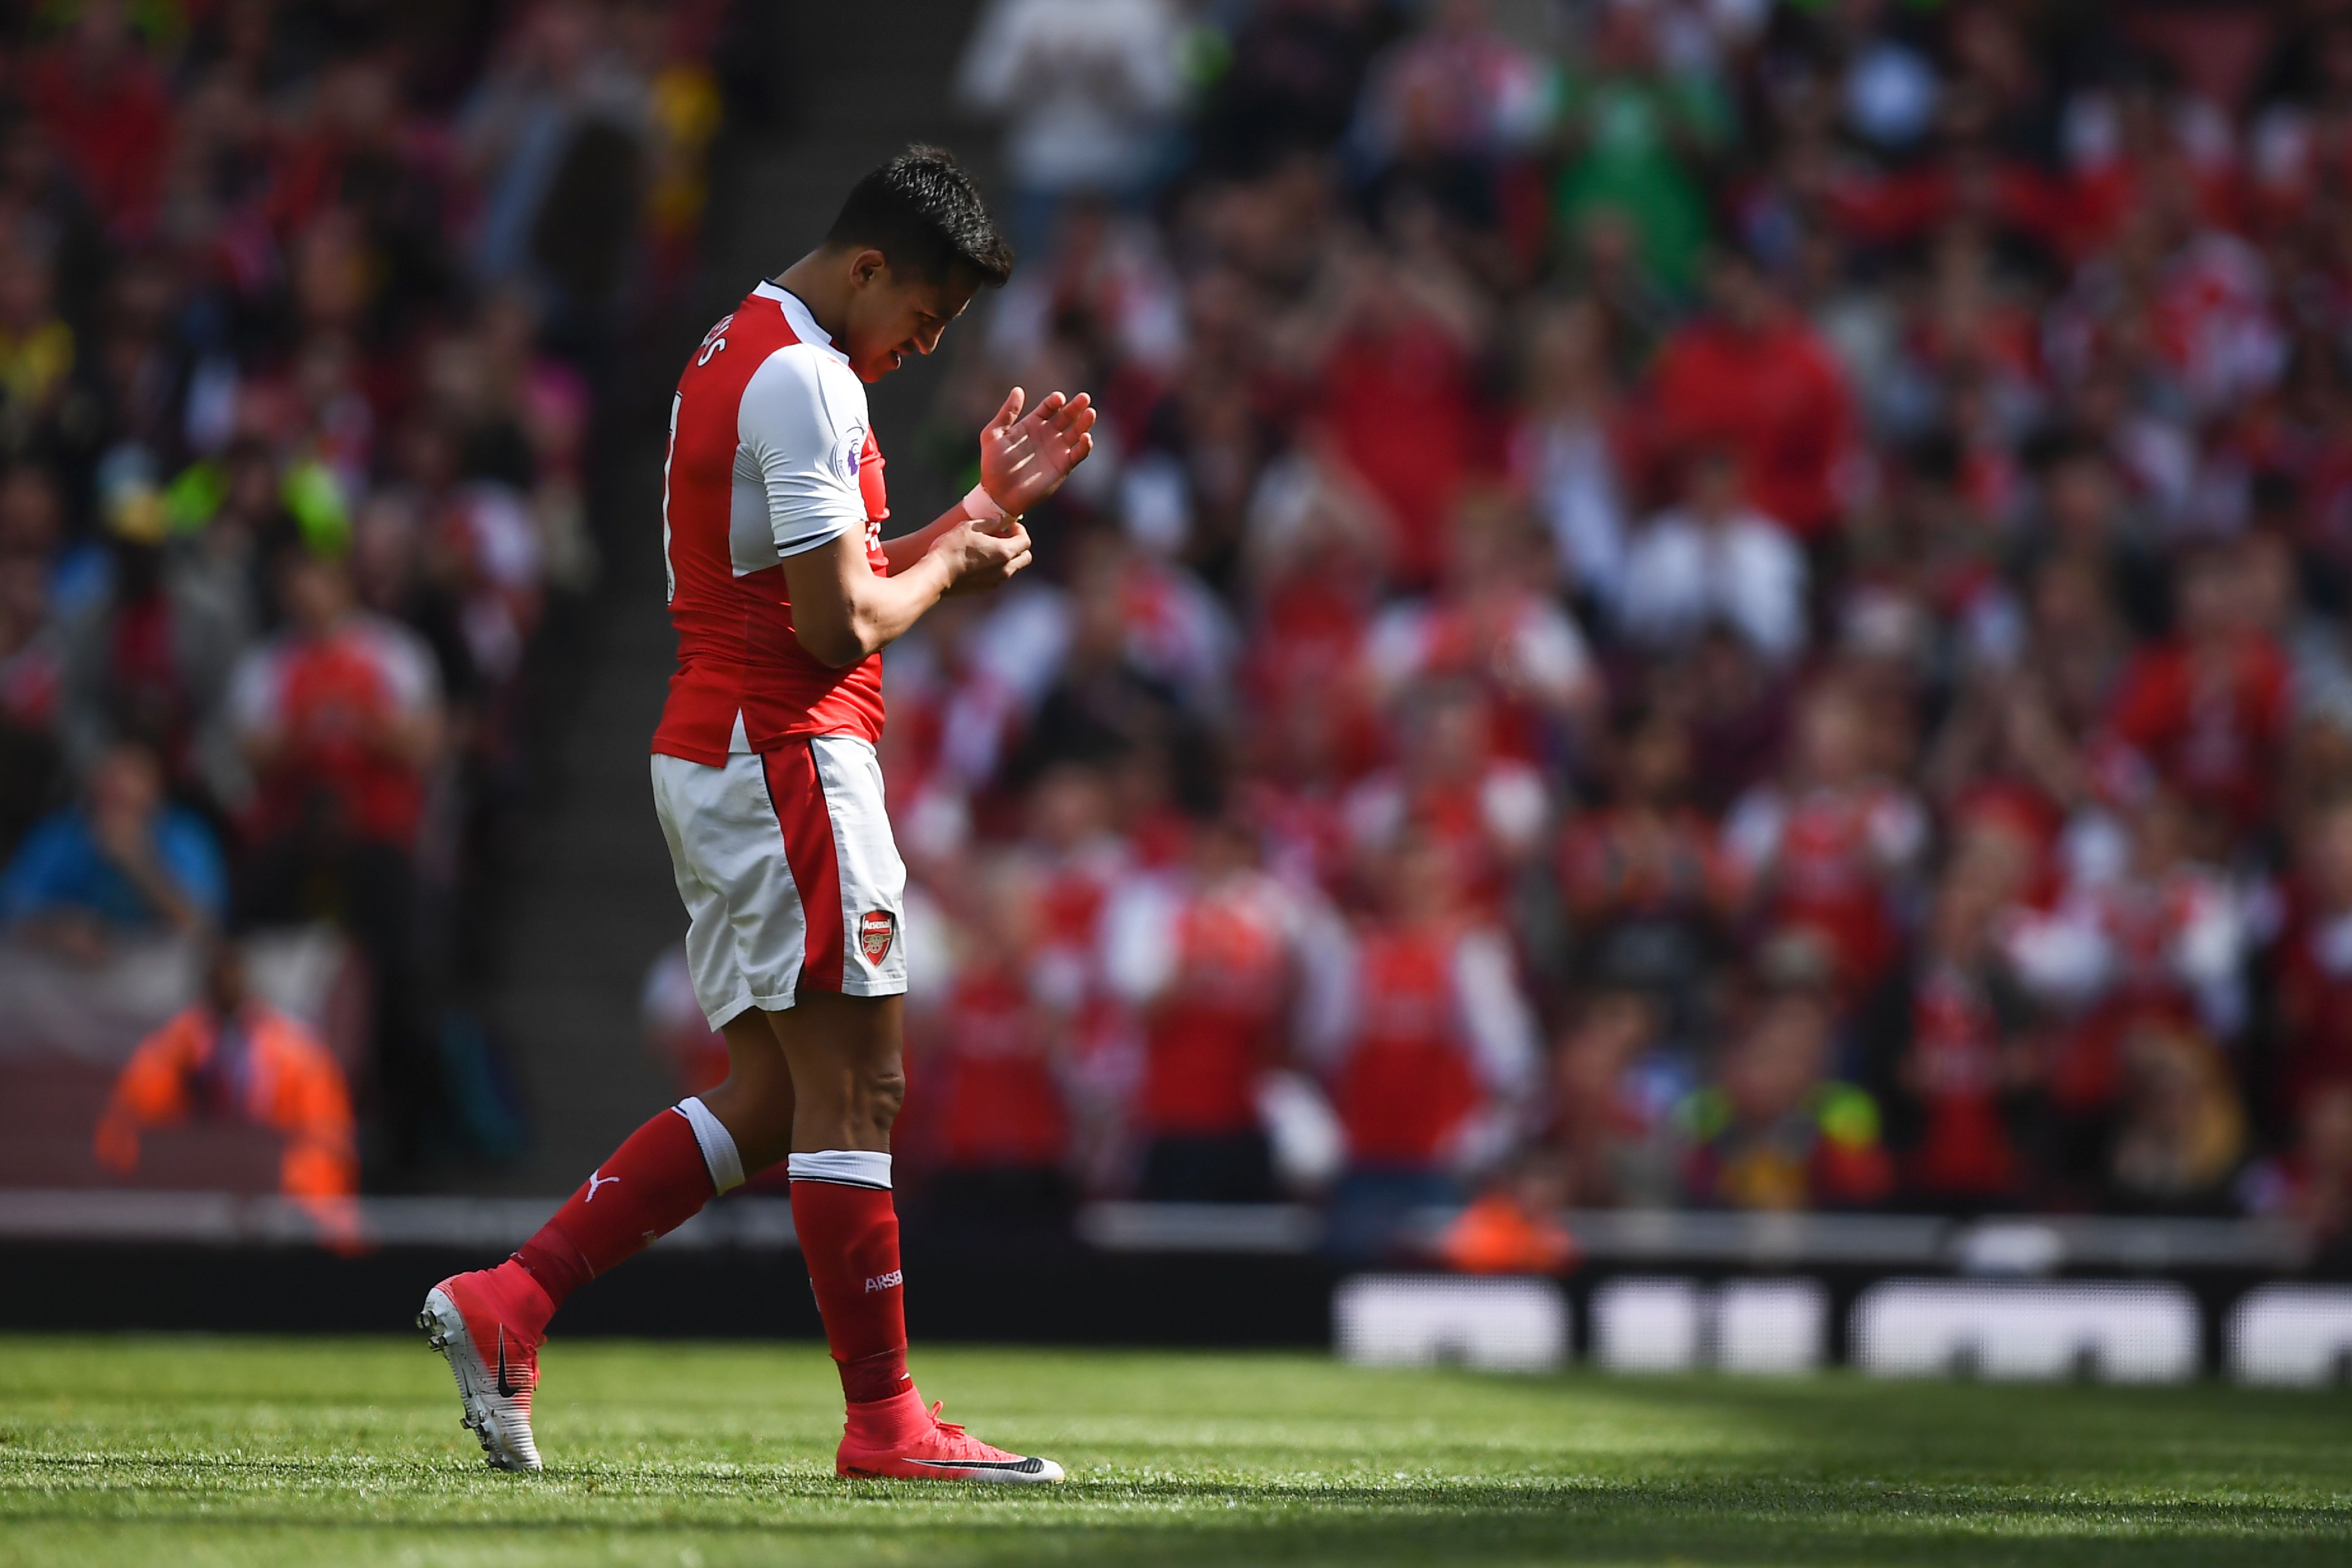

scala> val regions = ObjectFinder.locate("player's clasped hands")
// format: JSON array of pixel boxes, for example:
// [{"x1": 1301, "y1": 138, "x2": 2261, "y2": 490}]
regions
[{"x1": 941, "y1": 512, "x2": 1034, "y2": 596}]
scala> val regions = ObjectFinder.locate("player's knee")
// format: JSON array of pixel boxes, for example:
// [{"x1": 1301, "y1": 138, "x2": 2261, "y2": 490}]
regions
[
  {"x1": 858, "y1": 1064, "x2": 906, "y2": 1130},
  {"x1": 700, "y1": 1079, "x2": 792, "y2": 1171}
]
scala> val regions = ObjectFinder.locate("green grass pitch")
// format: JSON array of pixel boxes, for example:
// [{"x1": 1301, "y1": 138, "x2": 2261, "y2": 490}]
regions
[{"x1": 1, "y1": 1335, "x2": 2348, "y2": 1565}]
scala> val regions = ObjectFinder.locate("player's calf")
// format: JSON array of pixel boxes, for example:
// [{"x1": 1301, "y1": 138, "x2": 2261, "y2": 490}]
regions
[{"x1": 420, "y1": 1095, "x2": 746, "y2": 1470}]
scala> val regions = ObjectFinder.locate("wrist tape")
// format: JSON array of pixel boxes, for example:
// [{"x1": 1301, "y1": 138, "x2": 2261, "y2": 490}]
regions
[{"x1": 962, "y1": 484, "x2": 1012, "y2": 528}]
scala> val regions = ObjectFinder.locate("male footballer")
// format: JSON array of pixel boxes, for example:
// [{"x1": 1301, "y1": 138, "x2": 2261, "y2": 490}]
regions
[{"x1": 421, "y1": 147, "x2": 1093, "y2": 1483}]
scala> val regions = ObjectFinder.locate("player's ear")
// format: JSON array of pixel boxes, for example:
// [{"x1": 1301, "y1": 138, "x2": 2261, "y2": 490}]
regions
[{"x1": 847, "y1": 248, "x2": 889, "y2": 289}]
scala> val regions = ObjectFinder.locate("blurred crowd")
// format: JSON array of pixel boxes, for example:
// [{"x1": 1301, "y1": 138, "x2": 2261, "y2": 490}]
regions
[
  {"x1": 17, "y1": 0, "x2": 2352, "y2": 1258},
  {"x1": 697, "y1": 0, "x2": 2352, "y2": 1259},
  {"x1": 0, "y1": 0, "x2": 726, "y2": 1182}
]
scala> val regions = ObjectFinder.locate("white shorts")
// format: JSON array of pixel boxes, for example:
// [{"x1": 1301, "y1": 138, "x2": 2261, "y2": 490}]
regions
[{"x1": 651, "y1": 735, "x2": 908, "y2": 1029}]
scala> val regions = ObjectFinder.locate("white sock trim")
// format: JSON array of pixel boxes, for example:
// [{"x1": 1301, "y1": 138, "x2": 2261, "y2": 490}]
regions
[
  {"x1": 787, "y1": 1149, "x2": 891, "y2": 1190},
  {"x1": 675, "y1": 1097, "x2": 744, "y2": 1193}
]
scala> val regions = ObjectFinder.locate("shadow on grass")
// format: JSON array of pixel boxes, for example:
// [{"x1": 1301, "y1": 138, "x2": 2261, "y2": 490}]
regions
[{"x1": 7, "y1": 1473, "x2": 2350, "y2": 1566}]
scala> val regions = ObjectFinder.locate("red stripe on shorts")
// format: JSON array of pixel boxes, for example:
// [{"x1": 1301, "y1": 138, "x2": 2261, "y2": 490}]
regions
[{"x1": 762, "y1": 740, "x2": 844, "y2": 989}]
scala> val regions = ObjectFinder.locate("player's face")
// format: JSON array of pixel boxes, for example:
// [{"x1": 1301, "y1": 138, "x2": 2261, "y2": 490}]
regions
[{"x1": 841, "y1": 251, "x2": 977, "y2": 383}]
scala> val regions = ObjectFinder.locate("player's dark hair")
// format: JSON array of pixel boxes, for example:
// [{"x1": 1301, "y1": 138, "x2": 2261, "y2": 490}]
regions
[{"x1": 824, "y1": 145, "x2": 1013, "y2": 289}]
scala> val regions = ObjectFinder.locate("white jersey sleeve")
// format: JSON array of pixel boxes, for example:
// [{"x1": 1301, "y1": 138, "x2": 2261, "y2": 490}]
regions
[{"x1": 730, "y1": 345, "x2": 868, "y2": 569}]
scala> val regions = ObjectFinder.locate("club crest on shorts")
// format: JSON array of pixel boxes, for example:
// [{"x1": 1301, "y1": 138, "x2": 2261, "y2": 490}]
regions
[{"x1": 858, "y1": 909, "x2": 896, "y2": 964}]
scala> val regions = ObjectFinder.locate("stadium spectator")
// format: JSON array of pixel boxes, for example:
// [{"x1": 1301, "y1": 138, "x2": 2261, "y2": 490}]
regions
[
  {"x1": 1892, "y1": 821, "x2": 2037, "y2": 1209},
  {"x1": 1514, "y1": 296, "x2": 1631, "y2": 604},
  {"x1": 1614, "y1": 447, "x2": 1809, "y2": 666},
  {"x1": 2245, "y1": 1079, "x2": 2352, "y2": 1266},
  {"x1": 2276, "y1": 798, "x2": 2352, "y2": 1118},
  {"x1": 1354, "y1": 0, "x2": 1548, "y2": 172},
  {"x1": 230, "y1": 544, "x2": 444, "y2": 1173},
  {"x1": 1103, "y1": 813, "x2": 1304, "y2": 1201},
  {"x1": 1723, "y1": 679, "x2": 1928, "y2": 1000},
  {"x1": 1434, "y1": 1147, "x2": 1576, "y2": 1275},
  {"x1": 1343, "y1": 680, "x2": 1549, "y2": 915},
  {"x1": 458, "y1": 0, "x2": 654, "y2": 314},
  {"x1": 1555, "y1": 705, "x2": 1734, "y2": 1005},
  {"x1": 903, "y1": 860, "x2": 1073, "y2": 1222},
  {"x1": 1290, "y1": 242, "x2": 1491, "y2": 587},
  {"x1": 94, "y1": 940, "x2": 357, "y2": 1233},
  {"x1": 22, "y1": 0, "x2": 172, "y2": 236},
  {"x1": 2105, "y1": 1021, "x2": 2249, "y2": 1216},
  {"x1": 0, "y1": 231, "x2": 82, "y2": 473},
  {"x1": 1549, "y1": 986, "x2": 1681, "y2": 1209},
  {"x1": 1678, "y1": 975, "x2": 1894, "y2": 1211},
  {"x1": 2100, "y1": 537, "x2": 2293, "y2": 844},
  {"x1": 1195, "y1": 0, "x2": 1395, "y2": 175},
  {"x1": 1365, "y1": 488, "x2": 1603, "y2": 763},
  {"x1": 1550, "y1": 0, "x2": 1735, "y2": 297},
  {"x1": 1011, "y1": 762, "x2": 1138, "y2": 1190},
  {"x1": 1308, "y1": 831, "x2": 1539, "y2": 1258},
  {"x1": 230, "y1": 546, "x2": 441, "y2": 856},
  {"x1": 2005, "y1": 787, "x2": 2251, "y2": 1200},
  {"x1": 55, "y1": 468, "x2": 249, "y2": 811},
  {"x1": 0, "y1": 739, "x2": 223, "y2": 957},
  {"x1": 956, "y1": 0, "x2": 1186, "y2": 249},
  {"x1": 1641, "y1": 253, "x2": 1856, "y2": 543},
  {"x1": 1350, "y1": 0, "x2": 1549, "y2": 266}
]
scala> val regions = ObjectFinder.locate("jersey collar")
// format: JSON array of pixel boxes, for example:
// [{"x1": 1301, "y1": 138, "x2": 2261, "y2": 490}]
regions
[{"x1": 754, "y1": 281, "x2": 851, "y2": 368}]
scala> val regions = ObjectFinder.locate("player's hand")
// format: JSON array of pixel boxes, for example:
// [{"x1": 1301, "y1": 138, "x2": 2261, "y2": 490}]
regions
[
  {"x1": 940, "y1": 517, "x2": 1034, "y2": 596},
  {"x1": 978, "y1": 387, "x2": 1096, "y2": 521}
]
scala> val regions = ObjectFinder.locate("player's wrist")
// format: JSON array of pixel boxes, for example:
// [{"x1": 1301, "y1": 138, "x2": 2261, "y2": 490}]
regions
[{"x1": 962, "y1": 483, "x2": 1018, "y2": 529}]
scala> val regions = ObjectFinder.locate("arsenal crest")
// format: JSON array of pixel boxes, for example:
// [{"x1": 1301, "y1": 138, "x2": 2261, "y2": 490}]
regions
[{"x1": 859, "y1": 909, "x2": 896, "y2": 964}]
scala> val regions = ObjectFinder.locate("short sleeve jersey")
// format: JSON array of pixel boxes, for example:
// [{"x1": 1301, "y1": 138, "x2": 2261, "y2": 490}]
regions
[
  {"x1": 652, "y1": 282, "x2": 892, "y2": 764},
  {"x1": 229, "y1": 615, "x2": 442, "y2": 846}
]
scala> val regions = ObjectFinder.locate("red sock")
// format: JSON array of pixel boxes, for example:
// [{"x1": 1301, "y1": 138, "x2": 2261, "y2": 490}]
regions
[
  {"x1": 789, "y1": 1159, "x2": 912, "y2": 1406},
  {"x1": 514, "y1": 1108, "x2": 714, "y2": 1316}
]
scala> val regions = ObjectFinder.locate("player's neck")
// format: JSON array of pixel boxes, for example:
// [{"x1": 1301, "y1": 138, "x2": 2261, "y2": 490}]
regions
[{"x1": 773, "y1": 253, "x2": 850, "y2": 345}]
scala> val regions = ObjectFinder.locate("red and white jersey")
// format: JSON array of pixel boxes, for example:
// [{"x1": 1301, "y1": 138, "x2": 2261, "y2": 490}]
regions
[
  {"x1": 1102, "y1": 866, "x2": 1304, "y2": 1136},
  {"x1": 1903, "y1": 959, "x2": 2023, "y2": 1198},
  {"x1": 2003, "y1": 859, "x2": 2248, "y2": 1022},
  {"x1": 1723, "y1": 781, "x2": 1927, "y2": 905},
  {"x1": 1343, "y1": 760, "x2": 1553, "y2": 910},
  {"x1": 653, "y1": 282, "x2": 893, "y2": 764},
  {"x1": 918, "y1": 965, "x2": 1069, "y2": 1171},
  {"x1": 1302, "y1": 919, "x2": 1538, "y2": 1169},
  {"x1": 1723, "y1": 779, "x2": 1926, "y2": 986},
  {"x1": 229, "y1": 613, "x2": 441, "y2": 846}
]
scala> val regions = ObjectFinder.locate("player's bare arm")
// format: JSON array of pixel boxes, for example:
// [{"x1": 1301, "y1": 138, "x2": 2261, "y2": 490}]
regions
[
  {"x1": 790, "y1": 380, "x2": 1098, "y2": 664},
  {"x1": 783, "y1": 518, "x2": 1032, "y2": 668}
]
